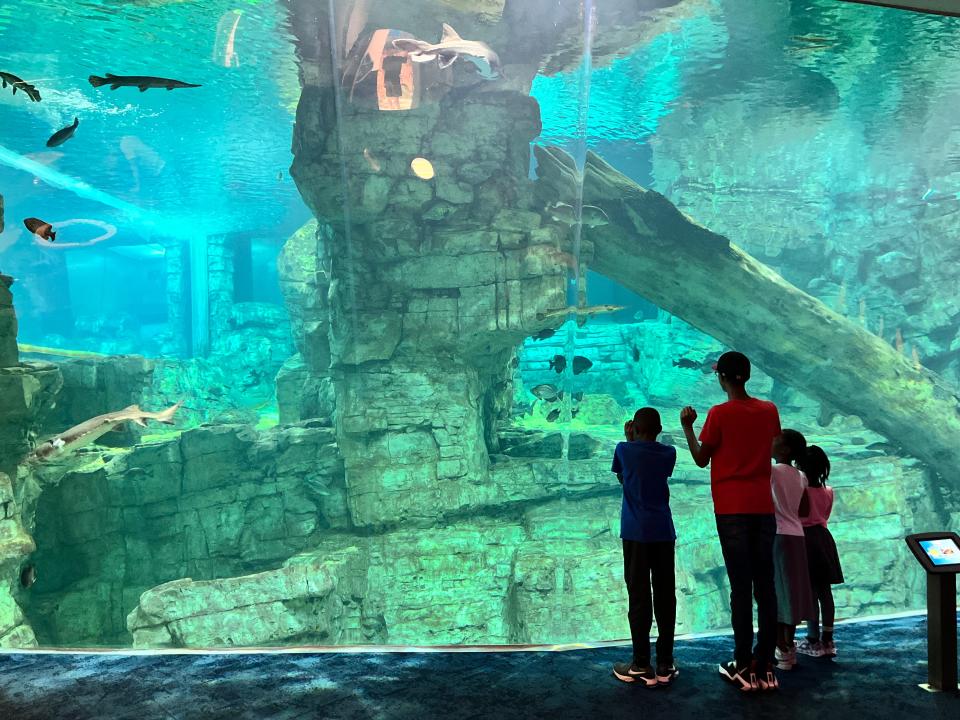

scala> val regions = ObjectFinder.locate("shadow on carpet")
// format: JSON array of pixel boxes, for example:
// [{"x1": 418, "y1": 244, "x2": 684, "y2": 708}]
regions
[{"x1": 1, "y1": 615, "x2": 957, "y2": 720}]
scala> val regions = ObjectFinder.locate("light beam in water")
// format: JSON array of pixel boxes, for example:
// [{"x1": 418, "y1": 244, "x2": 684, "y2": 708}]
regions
[{"x1": 0, "y1": 142, "x2": 147, "y2": 218}]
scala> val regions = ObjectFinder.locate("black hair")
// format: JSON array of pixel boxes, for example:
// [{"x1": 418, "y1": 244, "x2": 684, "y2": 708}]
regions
[
  {"x1": 798, "y1": 445, "x2": 831, "y2": 487},
  {"x1": 779, "y1": 428, "x2": 807, "y2": 465},
  {"x1": 632, "y1": 407, "x2": 662, "y2": 436}
]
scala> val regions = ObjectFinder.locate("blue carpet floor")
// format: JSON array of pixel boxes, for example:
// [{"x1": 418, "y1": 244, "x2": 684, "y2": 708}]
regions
[{"x1": 1, "y1": 614, "x2": 957, "y2": 719}]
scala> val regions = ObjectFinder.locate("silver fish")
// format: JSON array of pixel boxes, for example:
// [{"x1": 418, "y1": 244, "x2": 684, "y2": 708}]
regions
[
  {"x1": 537, "y1": 304, "x2": 624, "y2": 321},
  {"x1": 531, "y1": 384, "x2": 562, "y2": 402},
  {"x1": 392, "y1": 24, "x2": 502, "y2": 80},
  {"x1": 30, "y1": 401, "x2": 182, "y2": 462},
  {"x1": 547, "y1": 201, "x2": 609, "y2": 228}
]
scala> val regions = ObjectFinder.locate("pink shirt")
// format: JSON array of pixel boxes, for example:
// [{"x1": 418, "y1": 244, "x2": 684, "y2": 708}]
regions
[
  {"x1": 771, "y1": 463, "x2": 807, "y2": 536},
  {"x1": 802, "y1": 486, "x2": 834, "y2": 528}
]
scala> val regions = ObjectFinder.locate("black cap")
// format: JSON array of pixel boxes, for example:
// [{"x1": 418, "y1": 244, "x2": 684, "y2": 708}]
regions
[{"x1": 713, "y1": 351, "x2": 751, "y2": 383}]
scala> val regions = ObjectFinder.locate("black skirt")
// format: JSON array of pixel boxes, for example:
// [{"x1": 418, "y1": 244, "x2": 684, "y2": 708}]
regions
[{"x1": 803, "y1": 524, "x2": 844, "y2": 585}]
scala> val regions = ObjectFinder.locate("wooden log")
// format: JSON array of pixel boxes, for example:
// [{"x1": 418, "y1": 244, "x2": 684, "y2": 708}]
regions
[{"x1": 535, "y1": 145, "x2": 960, "y2": 497}]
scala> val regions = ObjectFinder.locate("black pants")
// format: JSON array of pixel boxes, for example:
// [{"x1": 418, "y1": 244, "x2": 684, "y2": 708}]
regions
[
  {"x1": 623, "y1": 540, "x2": 676, "y2": 667},
  {"x1": 715, "y1": 514, "x2": 778, "y2": 668}
]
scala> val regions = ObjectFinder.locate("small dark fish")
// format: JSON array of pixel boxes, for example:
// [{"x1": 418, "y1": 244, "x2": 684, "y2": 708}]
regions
[
  {"x1": 673, "y1": 358, "x2": 700, "y2": 370},
  {"x1": 23, "y1": 217, "x2": 56, "y2": 241},
  {"x1": 571, "y1": 406, "x2": 580, "y2": 419},
  {"x1": 572, "y1": 356, "x2": 592, "y2": 375},
  {"x1": 47, "y1": 117, "x2": 79, "y2": 148},
  {"x1": 549, "y1": 354, "x2": 566, "y2": 373},
  {"x1": 20, "y1": 564, "x2": 36, "y2": 588},
  {"x1": 510, "y1": 356, "x2": 520, "y2": 369},
  {"x1": 590, "y1": 527, "x2": 610, "y2": 539},
  {"x1": 631, "y1": 346, "x2": 640, "y2": 362},
  {"x1": 89, "y1": 73, "x2": 202, "y2": 92},
  {"x1": 572, "y1": 391, "x2": 584, "y2": 402},
  {"x1": 532, "y1": 328, "x2": 556, "y2": 341},
  {"x1": 0, "y1": 71, "x2": 41, "y2": 102},
  {"x1": 546, "y1": 408, "x2": 561, "y2": 423},
  {"x1": 531, "y1": 383, "x2": 561, "y2": 401},
  {"x1": 277, "y1": 171, "x2": 284, "y2": 181}
]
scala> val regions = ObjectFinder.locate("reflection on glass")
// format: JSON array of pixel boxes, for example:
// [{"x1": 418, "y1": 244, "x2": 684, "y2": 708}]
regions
[{"x1": 0, "y1": 0, "x2": 957, "y2": 651}]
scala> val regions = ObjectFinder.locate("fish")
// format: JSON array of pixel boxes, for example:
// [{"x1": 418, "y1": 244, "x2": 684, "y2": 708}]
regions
[
  {"x1": 29, "y1": 401, "x2": 182, "y2": 463},
  {"x1": 631, "y1": 346, "x2": 640, "y2": 362},
  {"x1": 912, "y1": 346, "x2": 922, "y2": 370},
  {"x1": 20, "y1": 565, "x2": 36, "y2": 588},
  {"x1": 549, "y1": 354, "x2": 566, "y2": 373},
  {"x1": 46, "y1": 117, "x2": 79, "y2": 148},
  {"x1": 546, "y1": 408, "x2": 561, "y2": 423},
  {"x1": 895, "y1": 328, "x2": 904, "y2": 354},
  {"x1": 363, "y1": 148, "x2": 382, "y2": 172},
  {"x1": 510, "y1": 356, "x2": 519, "y2": 369},
  {"x1": 391, "y1": 23, "x2": 502, "y2": 80},
  {"x1": 572, "y1": 356, "x2": 593, "y2": 375},
  {"x1": 673, "y1": 358, "x2": 700, "y2": 370},
  {"x1": 877, "y1": 315, "x2": 885, "y2": 339},
  {"x1": 530, "y1": 384, "x2": 561, "y2": 402},
  {"x1": 0, "y1": 71, "x2": 41, "y2": 102},
  {"x1": 858, "y1": 297, "x2": 866, "y2": 325},
  {"x1": 572, "y1": 391, "x2": 584, "y2": 403},
  {"x1": 571, "y1": 406, "x2": 580, "y2": 419},
  {"x1": 277, "y1": 171, "x2": 283, "y2": 181},
  {"x1": 836, "y1": 281, "x2": 847, "y2": 314},
  {"x1": 537, "y1": 304, "x2": 624, "y2": 321},
  {"x1": 532, "y1": 328, "x2": 556, "y2": 341},
  {"x1": 23, "y1": 218, "x2": 56, "y2": 241},
  {"x1": 88, "y1": 74, "x2": 201, "y2": 92},
  {"x1": 547, "y1": 201, "x2": 609, "y2": 228}
]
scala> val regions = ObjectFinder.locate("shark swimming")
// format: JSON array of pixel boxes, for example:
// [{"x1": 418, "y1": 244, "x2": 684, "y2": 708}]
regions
[
  {"x1": 391, "y1": 24, "x2": 502, "y2": 80},
  {"x1": 29, "y1": 401, "x2": 182, "y2": 463},
  {"x1": 88, "y1": 74, "x2": 201, "y2": 92}
]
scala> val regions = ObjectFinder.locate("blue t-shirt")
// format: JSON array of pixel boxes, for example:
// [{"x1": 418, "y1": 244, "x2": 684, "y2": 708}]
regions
[{"x1": 611, "y1": 440, "x2": 677, "y2": 543}]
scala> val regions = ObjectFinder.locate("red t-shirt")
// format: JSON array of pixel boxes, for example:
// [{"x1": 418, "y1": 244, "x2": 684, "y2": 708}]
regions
[{"x1": 699, "y1": 398, "x2": 781, "y2": 515}]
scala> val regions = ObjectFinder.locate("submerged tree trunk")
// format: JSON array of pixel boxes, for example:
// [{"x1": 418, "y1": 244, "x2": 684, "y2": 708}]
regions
[{"x1": 536, "y1": 145, "x2": 960, "y2": 499}]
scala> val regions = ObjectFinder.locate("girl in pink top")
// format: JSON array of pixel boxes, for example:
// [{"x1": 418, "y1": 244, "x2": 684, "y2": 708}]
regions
[{"x1": 797, "y1": 446, "x2": 844, "y2": 659}]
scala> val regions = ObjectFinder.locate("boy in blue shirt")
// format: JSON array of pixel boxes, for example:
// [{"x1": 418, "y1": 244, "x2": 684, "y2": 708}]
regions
[{"x1": 612, "y1": 407, "x2": 679, "y2": 686}]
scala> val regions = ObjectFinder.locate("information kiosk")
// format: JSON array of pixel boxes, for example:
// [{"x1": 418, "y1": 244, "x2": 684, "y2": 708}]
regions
[{"x1": 905, "y1": 531, "x2": 960, "y2": 692}]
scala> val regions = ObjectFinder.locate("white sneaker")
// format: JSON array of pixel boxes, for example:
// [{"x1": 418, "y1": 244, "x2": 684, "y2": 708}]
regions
[
  {"x1": 821, "y1": 640, "x2": 837, "y2": 658},
  {"x1": 774, "y1": 645, "x2": 797, "y2": 670},
  {"x1": 796, "y1": 638, "x2": 823, "y2": 657}
]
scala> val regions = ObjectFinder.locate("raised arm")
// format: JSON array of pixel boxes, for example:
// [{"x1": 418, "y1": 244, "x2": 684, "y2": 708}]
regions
[{"x1": 680, "y1": 406, "x2": 713, "y2": 468}]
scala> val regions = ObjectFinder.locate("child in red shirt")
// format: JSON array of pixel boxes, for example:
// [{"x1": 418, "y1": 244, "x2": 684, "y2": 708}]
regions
[{"x1": 680, "y1": 351, "x2": 781, "y2": 692}]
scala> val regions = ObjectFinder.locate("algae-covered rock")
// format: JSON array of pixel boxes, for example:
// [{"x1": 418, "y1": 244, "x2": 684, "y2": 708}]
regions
[
  {"x1": 127, "y1": 548, "x2": 363, "y2": 648},
  {"x1": 0, "y1": 273, "x2": 17, "y2": 368}
]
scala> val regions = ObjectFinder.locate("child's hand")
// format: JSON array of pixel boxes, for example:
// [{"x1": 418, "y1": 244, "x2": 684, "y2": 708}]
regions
[
  {"x1": 680, "y1": 406, "x2": 698, "y2": 428},
  {"x1": 623, "y1": 420, "x2": 634, "y2": 440}
]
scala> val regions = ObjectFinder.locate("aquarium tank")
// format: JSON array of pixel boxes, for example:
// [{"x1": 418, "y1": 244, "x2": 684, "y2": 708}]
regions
[{"x1": 1, "y1": 0, "x2": 958, "y2": 649}]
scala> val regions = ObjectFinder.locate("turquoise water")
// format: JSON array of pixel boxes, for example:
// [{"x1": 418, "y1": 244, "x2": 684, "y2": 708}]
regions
[{"x1": 2, "y1": 0, "x2": 960, "y2": 648}]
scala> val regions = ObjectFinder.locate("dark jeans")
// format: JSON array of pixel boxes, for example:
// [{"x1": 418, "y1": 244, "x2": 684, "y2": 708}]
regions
[
  {"x1": 715, "y1": 514, "x2": 777, "y2": 667},
  {"x1": 623, "y1": 539, "x2": 676, "y2": 667}
]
